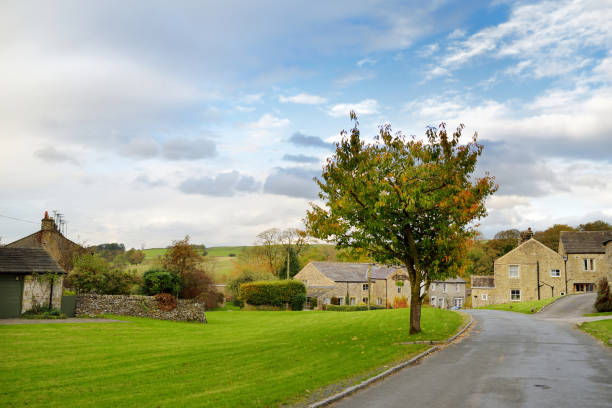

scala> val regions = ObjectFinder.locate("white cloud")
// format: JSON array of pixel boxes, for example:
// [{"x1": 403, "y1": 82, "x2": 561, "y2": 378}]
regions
[
  {"x1": 486, "y1": 195, "x2": 531, "y2": 210},
  {"x1": 441, "y1": 0, "x2": 612, "y2": 79},
  {"x1": 357, "y1": 57, "x2": 377, "y2": 67},
  {"x1": 329, "y1": 99, "x2": 379, "y2": 118},
  {"x1": 447, "y1": 28, "x2": 466, "y2": 40},
  {"x1": 279, "y1": 93, "x2": 327, "y2": 104},
  {"x1": 249, "y1": 114, "x2": 291, "y2": 129}
]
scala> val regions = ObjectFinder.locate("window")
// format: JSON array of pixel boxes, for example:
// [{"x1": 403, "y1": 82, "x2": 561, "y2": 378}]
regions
[
  {"x1": 350, "y1": 297, "x2": 356, "y2": 306},
  {"x1": 362, "y1": 297, "x2": 368, "y2": 304},
  {"x1": 453, "y1": 298, "x2": 463, "y2": 308},
  {"x1": 338, "y1": 297, "x2": 344, "y2": 305},
  {"x1": 431, "y1": 283, "x2": 436, "y2": 290},
  {"x1": 583, "y1": 259, "x2": 596, "y2": 271},
  {"x1": 377, "y1": 297, "x2": 383, "y2": 305},
  {"x1": 306, "y1": 297, "x2": 311, "y2": 307},
  {"x1": 481, "y1": 294, "x2": 488, "y2": 301},
  {"x1": 560, "y1": 292, "x2": 565, "y2": 296},
  {"x1": 550, "y1": 269, "x2": 561, "y2": 277},
  {"x1": 397, "y1": 287, "x2": 401, "y2": 294},
  {"x1": 443, "y1": 283, "x2": 447, "y2": 293},
  {"x1": 430, "y1": 296, "x2": 436, "y2": 305},
  {"x1": 324, "y1": 298, "x2": 331, "y2": 305},
  {"x1": 511, "y1": 289, "x2": 521, "y2": 301},
  {"x1": 574, "y1": 283, "x2": 595, "y2": 292},
  {"x1": 508, "y1": 265, "x2": 520, "y2": 278},
  {"x1": 362, "y1": 283, "x2": 369, "y2": 291},
  {"x1": 438, "y1": 298, "x2": 444, "y2": 308},
  {"x1": 456, "y1": 283, "x2": 460, "y2": 292}
]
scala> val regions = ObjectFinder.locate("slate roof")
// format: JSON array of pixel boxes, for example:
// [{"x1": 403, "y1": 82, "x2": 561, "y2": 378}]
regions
[
  {"x1": 559, "y1": 231, "x2": 612, "y2": 254},
  {"x1": 471, "y1": 275, "x2": 495, "y2": 288},
  {"x1": 310, "y1": 262, "x2": 405, "y2": 282},
  {"x1": 431, "y1": 277, "x2": 466, "y2": 284},
  {"x1": 0, "y1": 247, "x2": 66, "y2": 274}
]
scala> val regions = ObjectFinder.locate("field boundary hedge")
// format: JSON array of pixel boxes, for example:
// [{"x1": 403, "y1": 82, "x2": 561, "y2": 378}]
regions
[{"x1": 239, "y1": 280, "x2": 306, "y2": 311}]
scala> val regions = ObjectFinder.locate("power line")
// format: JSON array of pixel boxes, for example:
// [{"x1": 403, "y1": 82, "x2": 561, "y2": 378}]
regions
[{"x1": 0, "y1": 213, "x2": 37, "y2": 224}]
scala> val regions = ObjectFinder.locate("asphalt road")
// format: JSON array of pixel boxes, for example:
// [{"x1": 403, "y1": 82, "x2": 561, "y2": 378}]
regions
[{"x1": 332, "y1": 300, "x2": 612, "y2": 408}]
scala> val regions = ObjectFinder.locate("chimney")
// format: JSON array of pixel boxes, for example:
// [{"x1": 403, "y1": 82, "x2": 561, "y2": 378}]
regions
[
  {"x1": 520, "y1": 227, "x2": 534, "y2": 244},
  {"x1": 41, "y1": 211, "x2": 57, "y2": 231}
]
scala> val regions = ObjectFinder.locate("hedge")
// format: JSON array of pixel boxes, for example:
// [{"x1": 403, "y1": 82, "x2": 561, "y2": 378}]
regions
[
  {"x1": 324, "y1": 305, "x2": 386, "y2": 312},
  {"x1": 239, "y1": 280, "x2": 306, "y2": 311}
]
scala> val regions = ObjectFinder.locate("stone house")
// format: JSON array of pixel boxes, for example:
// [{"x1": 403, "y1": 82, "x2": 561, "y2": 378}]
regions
[
  {"x1": 559, "y1": 231, "x2": 612, "y2": 293},
  {"x1": 0, "y1": 247, "x2": 66, "y2": 318},
  {"x1": 429, "y1": 277, "x2": 467, "y2": 309},
  {"x1": 6, "y1": 212, "x2": 86, "y2": 272},
  {"x1": 471, "y1": 229, "x2": 612, "y2": 307},
  {"x1": 293, "y1": 262, "x2": 410, "y2": 309}
]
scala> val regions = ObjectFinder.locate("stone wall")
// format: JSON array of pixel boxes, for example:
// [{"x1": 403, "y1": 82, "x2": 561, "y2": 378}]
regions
[
  {"x1": 76, "y1": 294, "x2": 207, "y2": 323},
  {"x1": 22, "y1": 275, "x2": 64, "y2": 313}
]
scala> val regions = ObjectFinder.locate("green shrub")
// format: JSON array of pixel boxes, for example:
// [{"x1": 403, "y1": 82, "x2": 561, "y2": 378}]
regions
[
  {"x1": 21, "y1": 305, "x2": 66, "y2": 319},
  {"x1": 324, "y1": 305, "x2": 386, "y2": 312},
  {"x1": 143, "y1": 268, "x2": 181, "y2": 296},
  {"x1": 239, "y1": 280, "x2": 306, "y2": 311},
  {"x1": 309, "y1": 297, "x2": 318, "y2": 309},
  {"x1": 595, "y1": 277, "x2": 612, "y2": 312}
]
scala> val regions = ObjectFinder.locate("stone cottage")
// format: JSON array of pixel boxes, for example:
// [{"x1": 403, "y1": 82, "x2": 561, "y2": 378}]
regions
[
  {"x1": 293, "y1": 262, "x2": 410, "y2": 309},
  {"x1": 471, "y1": 228, "x2": 612, "y2": 307},
  {"x1": 559, "y1": 231, "x2": 612, "y2": 293},
  {"x1": 429, "y1": 277, "x2": 467, "y2": 309},
  {"x1": 6, "y1": 211, "x2": 86, "y2": 271},
  {"x1": 0, "y1": 247, "x2": 66, "y2": 318}
]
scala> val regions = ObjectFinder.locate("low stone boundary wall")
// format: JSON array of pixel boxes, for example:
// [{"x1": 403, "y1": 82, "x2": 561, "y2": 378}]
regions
[{"x1": 76, "y1": 294, "x2": 206, "y2": 323}]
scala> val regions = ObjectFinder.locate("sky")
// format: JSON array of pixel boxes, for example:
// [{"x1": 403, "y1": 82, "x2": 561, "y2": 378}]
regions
[{"x1": 1, "y1": 0, "x2": 611, "y2": 249}]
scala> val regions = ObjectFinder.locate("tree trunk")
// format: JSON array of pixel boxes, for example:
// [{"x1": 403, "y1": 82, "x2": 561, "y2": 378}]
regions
[{"x1": 409, "y1": 279, "x2": 422, "y2": 334}]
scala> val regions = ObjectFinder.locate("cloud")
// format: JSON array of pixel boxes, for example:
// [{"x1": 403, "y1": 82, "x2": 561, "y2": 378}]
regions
[
  {"x1": 133, "y1": 174, "x2": 167, "y2": 188},
  {"x1": 288, "y1": 132, "x2": 333, "y2": 149},
  {"x1": 329, "y1": 99, "x2": 379, "y2": 118},
  {"x1": 441, "y1": 0, "x2": 612, "y2": 79},
  {"x1": 447, "y1": 28, "x2": 466, "y2": 40},
  {"x1": 248, "y1": 114, "x2": 291, "y2": 129},
  {"x1": 263, "y1": 167, "x2": 320, "y2": 199},
  {"x1": 486, "y1": 195, "x2": 531, "y2": 210},
  {"x1": 279, "y1": 93, "x2": 327, "y2": 104},
  {"x1": 179, "y1": 171, "x2": 260, "y2": 197},
  {"x1": 119, "y1": 138, "x2": 160, "y2": 159},
  {"x1": 34, "y1": 146, "x2": 79, "y2": 165},
  {"x1": 162, "y1": 137, "x2": 217, "y2": 160},
  {"x1": 241, "y1": 93, "x2": 263, "y2": 103},
  {"x1": 334, "y1": 71, "x2": 376, "y2": 86},
  {"x1": 357, "y1": 58, "x2": 377, "y2": 67},
  {"x1": 282, "y1": 154, "x2": 320, "y2": 163}
]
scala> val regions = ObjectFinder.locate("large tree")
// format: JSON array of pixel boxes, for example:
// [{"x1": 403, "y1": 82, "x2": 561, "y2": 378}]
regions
[{"x1": 306, "y1": 116, "x2": 496, "y2": 333}]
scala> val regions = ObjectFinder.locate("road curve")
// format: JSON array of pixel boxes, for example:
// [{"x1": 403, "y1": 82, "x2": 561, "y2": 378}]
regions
[{"x1": 332, "y1": 309, "x2": 612, "y2": 408}]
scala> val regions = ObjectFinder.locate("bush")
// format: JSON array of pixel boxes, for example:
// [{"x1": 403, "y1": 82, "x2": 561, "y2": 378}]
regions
[
  {"x1": 67, "y1": 253, "x2": 139, "y2": 295},
  {"x1": 393, "y1": 295, "x2": 408, "y2": 309},
  {"x1": 21, "y1": 305, "x2": 66, "y2": 319},
  {"x1": 309, "y1": 297, "x2": 318, "y2": 309},
  {"x1": 143, "y1": 268, "x2": 181, "y2": 296},
  {"x1": 155, "y1": 293, "x2": 178, "y2": 311},
  {"x1": 324, "y1": 305, "x2": 386, "y2": 312},
  {"x1": 180, "y1": 268, "x2": 223, "y2": 309},
  {"x1": 239, "y1": 280, "x2": 306, "y2": 310},
  {"x1": 595, "y1": 277, "x2": 612, "y2": 312},
  {"x1": 227, "y1": 268, "x2": 275, "y2": 300}
]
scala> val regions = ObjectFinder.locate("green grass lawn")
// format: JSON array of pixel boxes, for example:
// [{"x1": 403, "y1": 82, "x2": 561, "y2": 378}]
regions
[
  {"x1": 579, "y1": 319, "x2": 612, "y2": 346},
  {"x1": 478, "y1": 296, "x2": 560, "y2": 314},
  {"x1": 0, "y1": 307, "x2": 464, "y2": 408},
  {"x1": 583, "y1": 311, "x2": 612, "y2": 317}
]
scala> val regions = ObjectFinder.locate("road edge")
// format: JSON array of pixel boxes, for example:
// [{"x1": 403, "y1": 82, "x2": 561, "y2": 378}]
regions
[
  {"x1": 308, "y1": 313, "x2": 473, "y2": 408},
  {"x1": 535, "y1": 294, "x2": 569, "y2": 314}
]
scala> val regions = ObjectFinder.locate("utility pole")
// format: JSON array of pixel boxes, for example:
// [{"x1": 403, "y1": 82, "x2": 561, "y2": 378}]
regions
[{"x1": 536, "y1": 261, "x2": 541, "y2": 300}]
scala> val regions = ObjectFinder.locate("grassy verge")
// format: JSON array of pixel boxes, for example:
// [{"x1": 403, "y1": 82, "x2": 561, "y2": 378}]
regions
[
  {"x1": 0, "y1": 308, "x2": 463, "y2": 408},
  {"x1": 478, "y1": 296, "x2": 560, "y2": 314},
  {"x1": 579, "y1": 319, "x2": 612, "y2": 346},
  {"x1": 583, "y1": 311, "x2": 612, "y2": 317}
]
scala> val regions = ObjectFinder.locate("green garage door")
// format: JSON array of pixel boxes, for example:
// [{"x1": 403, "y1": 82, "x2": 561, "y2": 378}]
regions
[{"x1": 0, "y1": 274, "x2": 23, "y2": 318}]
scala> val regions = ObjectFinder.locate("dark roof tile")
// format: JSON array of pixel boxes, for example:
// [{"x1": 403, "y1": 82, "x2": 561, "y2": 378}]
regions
[
  {"x1": 560, "y1": 231, "x2": 612, "y2": 254},
  {"x1": 0, "y1": 247, "x2": 66, "y2": 274}
]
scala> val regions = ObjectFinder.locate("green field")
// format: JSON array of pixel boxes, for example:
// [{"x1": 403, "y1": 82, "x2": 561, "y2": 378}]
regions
[
  {"x1": 583, "y1": 311, "x2": 612, "y2": 317},
  {"x1": 0, "y1": 307, "x2": 465, "y2": 407},
  {"x1": 478, "y1": 297, "x2": 560, "y2": 314},
  {"x1": 579, "y1": 319, "x2": 612, "y2": 346}
]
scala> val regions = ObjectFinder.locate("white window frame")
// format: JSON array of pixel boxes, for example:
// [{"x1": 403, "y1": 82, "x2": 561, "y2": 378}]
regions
[
  {"x1": 377, "y1": 297, "x2": 383, "y2": 305},
  {"x1": 431, "y1": 283, "x2": 436, "y2": 290},
  {"x1": 430, "y1": 296, "x2": 436, "y2": 305},
  {"x1": 350, "y1": 297, "x2": 356, "y2": 306},
  {"x1": 453, "y1": 298, "x2": 463, "y2": 308},
  {"x1": 438, "y1": 298, "x2": 445, "y2": 308},
  {"x1": 508, "y1": 265, "x2": 520, "y2": 278},
  {"x1": 456, "y1": 283, "x2": 460, "y2": 292},
  {"x1": 510, "y1": 289, "x2": 521, "y2": 301},
  {"x1": 583, "y1": 259, "x2": 596, "y2": 271},
  {"x1": 397, "y1": 287, "x2": 401, "y2": 294},
  {"x1": 443, "y1": 283, "x2": 447, "y2": 293},
  {"x1": 324, "y1": 298, "x2": 330, "y2": 305},
  {"x1": 550, "y1": 269, "x2": 561, "y2": 277},
  {"x1": 481, "y1": 293, "x2": 488, "y2": 301},
  {"x1": 338, "y1": 297, "x2": 344, "y2": 305},
  {"x1": 362, "y1": 283, "x2": 369, "y2": 291}
]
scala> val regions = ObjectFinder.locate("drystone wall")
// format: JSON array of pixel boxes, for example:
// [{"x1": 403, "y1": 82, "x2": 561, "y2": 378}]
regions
[{"x1": 76, "y1": 294, "x2": 207, "y2": 323}]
